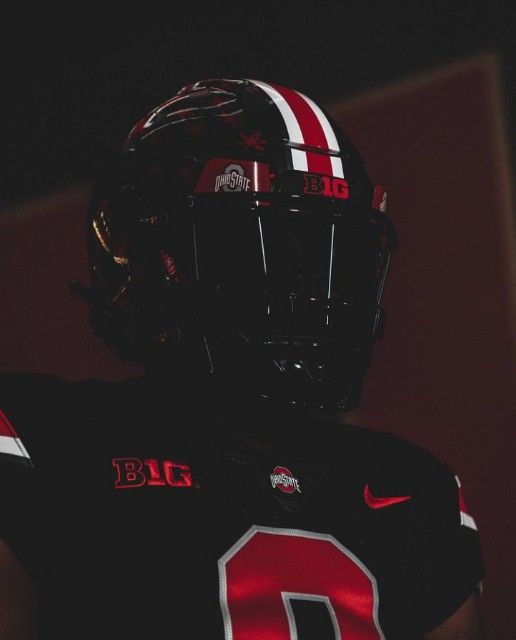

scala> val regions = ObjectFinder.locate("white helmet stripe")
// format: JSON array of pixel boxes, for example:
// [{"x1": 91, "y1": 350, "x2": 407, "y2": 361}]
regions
[
  {"x1": 296, "y1": 91, "x2": 344, "y2": 178},
  {"x1": 247, "y1": 79, "x2": 308, "y2": 171}
]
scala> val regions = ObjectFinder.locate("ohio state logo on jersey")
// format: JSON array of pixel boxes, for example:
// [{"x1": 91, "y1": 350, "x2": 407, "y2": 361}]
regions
[
  {"x1": 112, "y1": 457, "x2": 196, "y2": 489},
  {"x1": 270, "y1": 466, "x2": 301, "y2": 494}
]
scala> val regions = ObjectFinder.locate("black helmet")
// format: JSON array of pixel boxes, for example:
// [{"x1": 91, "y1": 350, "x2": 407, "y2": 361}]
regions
[{"x1": 85, "y1": 78, "x2": 396, "y2": 410}]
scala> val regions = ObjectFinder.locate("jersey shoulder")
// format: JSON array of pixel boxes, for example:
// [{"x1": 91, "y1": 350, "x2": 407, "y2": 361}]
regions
[
  {"x1": 366, "y1": 427, "x2": 457, "y2": 489},
  {"x1": 0, "y1": 371, "x2": 115, "y2": 466},
  {"x1": 0, "y1": 372, "x2": 180, "y2": 464},
  {"x1": 313, "y1": 418, "x2": 463, "y2": 527},
  {"x1": 366, "y1": 427, "x2": 461, "y2": 522},
  {"x1": 0, "y1": 372, "x2": 63, "y2": 466}
]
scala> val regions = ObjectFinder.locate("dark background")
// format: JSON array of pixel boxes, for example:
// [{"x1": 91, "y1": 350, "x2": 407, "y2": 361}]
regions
[
  {"x1": 1, "y1": 1, "x2": 516, "y2": 207},
  {"x1": 1, "y1": 4, "x2": 516, "y2": 639}
]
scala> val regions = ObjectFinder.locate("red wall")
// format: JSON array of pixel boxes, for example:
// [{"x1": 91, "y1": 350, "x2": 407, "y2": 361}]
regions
[
  {"x1": 1, "y1": 55, "x2": 515, "y2": 638},
  {"x1": 330, "y1": 55, "x2": 516, "y2": 639}
]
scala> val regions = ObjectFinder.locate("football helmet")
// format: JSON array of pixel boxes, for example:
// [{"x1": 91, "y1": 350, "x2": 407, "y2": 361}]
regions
[{"x1": 84, "y1": 78, "x2": 396, "y2": 410}]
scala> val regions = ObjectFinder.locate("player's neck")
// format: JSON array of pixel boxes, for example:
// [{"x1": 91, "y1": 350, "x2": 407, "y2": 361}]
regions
[
  {"x1": 221, "y1": 395, "x2": 347, "y2": 453},
  {"x1": 141, "y1": 365, "x2": 352, "y2": 446}
]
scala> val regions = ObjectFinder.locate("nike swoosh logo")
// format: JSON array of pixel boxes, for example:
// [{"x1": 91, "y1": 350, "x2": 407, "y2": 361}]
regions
[{"x1": 363, "y1": 483, "x2": 412, "y2": 509}]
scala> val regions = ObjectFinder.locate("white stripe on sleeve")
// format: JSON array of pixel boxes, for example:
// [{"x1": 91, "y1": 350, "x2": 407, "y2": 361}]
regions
[{"x1": 0, "y1": 435, "x2": 31, "y2": 459}]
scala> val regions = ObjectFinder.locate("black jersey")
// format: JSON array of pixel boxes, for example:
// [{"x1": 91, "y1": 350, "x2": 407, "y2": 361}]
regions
[{"x1": 0, "y1": 372, "x2": 483, "y2": 639}]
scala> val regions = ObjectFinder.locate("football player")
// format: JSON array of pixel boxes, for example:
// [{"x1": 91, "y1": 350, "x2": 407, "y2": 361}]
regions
[{"x1": 0, "y1": 79, "x2": 483, "y2": 639}]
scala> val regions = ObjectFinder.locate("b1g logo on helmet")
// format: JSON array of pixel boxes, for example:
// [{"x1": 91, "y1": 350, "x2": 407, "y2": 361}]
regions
[
  {"x1": 215, "y1": 164, "x2": 251, "y2": 192},
  {"x1": 303, "y1": 173, "x2": 349, "y2": 200},
  {"x1": 270, "y1": 466, "x2": 301, "y2": 494}
]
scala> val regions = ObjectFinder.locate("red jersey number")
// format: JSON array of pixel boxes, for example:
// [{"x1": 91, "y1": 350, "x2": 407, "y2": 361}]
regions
[{"x1": 219, "y1": 526, "x2": 385, "y2": 639}]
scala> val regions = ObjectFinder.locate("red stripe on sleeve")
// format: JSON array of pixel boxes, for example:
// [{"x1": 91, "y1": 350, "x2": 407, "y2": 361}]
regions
[
  {"x1": 458, "y1": 486, "x2": 470, "y2": 514},
  {"x1": 0, "y1": 409, "x2": 18, "y2": 437},
  {"x1": 271, "y1": 84, "x2": 333, "y2": 175}
]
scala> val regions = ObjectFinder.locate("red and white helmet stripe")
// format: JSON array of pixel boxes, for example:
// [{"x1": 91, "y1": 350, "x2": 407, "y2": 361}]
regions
[{"x1": 248, "y1": 80, "x2": 344, "y2": 178}]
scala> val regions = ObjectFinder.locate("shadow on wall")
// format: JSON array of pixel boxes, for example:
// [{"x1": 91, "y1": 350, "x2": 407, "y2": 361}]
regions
[{"x1": 1, "y1": 53, "x2": 515, "y2": 639}]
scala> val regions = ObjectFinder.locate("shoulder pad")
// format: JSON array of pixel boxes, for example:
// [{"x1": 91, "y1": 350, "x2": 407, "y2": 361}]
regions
[{"x1": 0, "y1": 372, "x2": 68, "y2": 467}]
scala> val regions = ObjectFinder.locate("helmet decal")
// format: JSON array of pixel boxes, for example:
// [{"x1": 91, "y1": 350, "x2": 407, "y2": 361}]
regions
[
  {"x1": 194, "y1": 159, "x2": 271, "y2": 193},
  {"x1": 247, "y1": 80, "x2": 344, "y2": 178}
]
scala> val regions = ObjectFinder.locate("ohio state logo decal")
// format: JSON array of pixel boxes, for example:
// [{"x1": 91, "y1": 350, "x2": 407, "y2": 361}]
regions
[
  {"x1": 215, "y1": 163, "x2": 251, "y2": 192},
  {"x1": 270, "y1": 466, "x2": 301, "y2": 494}
]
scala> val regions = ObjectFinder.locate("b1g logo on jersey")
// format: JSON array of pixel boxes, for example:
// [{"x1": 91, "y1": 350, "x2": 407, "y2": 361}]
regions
[
  {"x1": 112, "y1": 457, "x2": 195, "y2": 489},
  {"x1": 303, "y1": 173, "x2": 349, "y2": 200},
  {"x1": 270, "y1": 466, "x2": 301, "y2": 494},
  {"x1": 215, "y1": 163, "x2": 251, "y2": 192}
]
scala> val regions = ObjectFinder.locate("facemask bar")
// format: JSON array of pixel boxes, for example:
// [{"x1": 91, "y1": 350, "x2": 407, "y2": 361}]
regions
[
  {"x1": 187, "y1": 192, "x2": 396, "y2": 375},
  {"x1": 85, "y1": 187, "x2": 396, "y2": 407}
]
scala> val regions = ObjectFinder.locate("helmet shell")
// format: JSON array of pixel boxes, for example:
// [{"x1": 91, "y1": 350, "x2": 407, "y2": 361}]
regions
[{"x1": 86, "y1": 79, "x2": 395, "y2": 411}]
